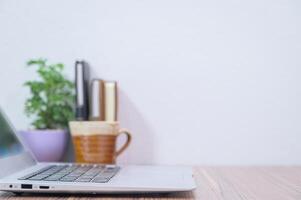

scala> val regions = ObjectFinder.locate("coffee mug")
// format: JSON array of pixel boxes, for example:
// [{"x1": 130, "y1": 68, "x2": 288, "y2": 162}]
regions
[{"x1": 69, "y1": 121, "x2": 131, "y2": 164}]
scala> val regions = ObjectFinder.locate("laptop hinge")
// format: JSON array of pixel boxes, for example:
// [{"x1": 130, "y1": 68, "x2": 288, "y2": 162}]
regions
[{"x1": 0, "y1": 151, "x2": 36, "y2": 178}]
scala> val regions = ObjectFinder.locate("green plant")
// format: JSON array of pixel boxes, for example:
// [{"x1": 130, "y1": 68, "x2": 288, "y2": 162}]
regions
[{"x1": 24, "y1": 59, "x2": 74, "y2": 129}]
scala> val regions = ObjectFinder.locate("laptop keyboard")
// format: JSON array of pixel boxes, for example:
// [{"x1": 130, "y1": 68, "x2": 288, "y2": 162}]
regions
[{"x1": 18, "y1": 164, "x2": 120, "y2": 183}]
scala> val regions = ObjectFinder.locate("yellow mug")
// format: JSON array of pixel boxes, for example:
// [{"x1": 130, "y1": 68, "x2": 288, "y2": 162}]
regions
[{"x1": 69, "y1": 121, "x2": 131, "y2": 164}]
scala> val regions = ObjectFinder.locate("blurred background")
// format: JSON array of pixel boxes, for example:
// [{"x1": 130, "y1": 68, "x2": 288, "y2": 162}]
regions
[{"x1": 0, "y1": 0, "x2": 300, "y2": 165}]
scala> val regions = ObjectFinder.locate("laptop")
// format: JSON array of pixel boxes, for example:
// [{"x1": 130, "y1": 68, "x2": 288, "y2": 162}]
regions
[{"x1": 0, "y1": 109, "x2": 196, "y2": 194}]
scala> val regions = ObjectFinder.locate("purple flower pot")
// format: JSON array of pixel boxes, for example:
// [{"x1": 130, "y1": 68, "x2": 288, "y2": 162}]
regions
[{"x1": 19, "y1": 129, "x2": 68, "y2": 162}]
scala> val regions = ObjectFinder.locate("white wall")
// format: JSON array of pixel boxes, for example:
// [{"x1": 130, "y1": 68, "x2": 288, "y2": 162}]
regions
[{"x1": 0, "y1": 0, "x2": 300, "y2": 165}]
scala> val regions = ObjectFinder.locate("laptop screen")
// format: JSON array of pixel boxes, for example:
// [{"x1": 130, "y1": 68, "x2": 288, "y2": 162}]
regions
[{"x1": 0, "y1": 112, "x2": 24, "y2": 158}]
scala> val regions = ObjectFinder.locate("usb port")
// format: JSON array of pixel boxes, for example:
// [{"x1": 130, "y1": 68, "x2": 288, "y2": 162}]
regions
[
  {"x1": 21, "y1": 184, "x2": 32, "y2": 189},
  {"x1": 39, "y1": 186, "x2": 49, "y2": 189}
]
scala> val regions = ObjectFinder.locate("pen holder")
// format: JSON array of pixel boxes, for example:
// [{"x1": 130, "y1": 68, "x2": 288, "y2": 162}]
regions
[{"x1": 69, "y1": 121, "x2": 131, "y2": 164}]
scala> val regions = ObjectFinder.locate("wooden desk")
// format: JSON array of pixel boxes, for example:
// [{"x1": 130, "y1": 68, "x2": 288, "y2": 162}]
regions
[{"x1": 0, "y1": 167, "x2": 300, "y2": 200}]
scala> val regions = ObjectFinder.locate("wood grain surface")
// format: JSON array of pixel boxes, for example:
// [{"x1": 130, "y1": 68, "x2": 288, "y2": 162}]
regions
[{"x1": 0, "y1": 167, "x2": 300, "y2": 200}]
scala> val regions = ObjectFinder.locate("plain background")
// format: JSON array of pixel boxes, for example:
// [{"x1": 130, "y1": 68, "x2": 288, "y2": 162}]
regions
[{"x1": 0, "y1": 0, "x2": 300, "y2": 165}]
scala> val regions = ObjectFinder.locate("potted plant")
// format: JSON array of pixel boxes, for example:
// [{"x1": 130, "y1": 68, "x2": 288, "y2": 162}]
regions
[{"x1": 20, "y1": 59, "x2": 74, "y2": 162}]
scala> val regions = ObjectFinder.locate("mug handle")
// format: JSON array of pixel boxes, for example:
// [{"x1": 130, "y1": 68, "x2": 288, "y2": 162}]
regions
[{"x1": 115, "y1": 129, "x2": 132, "y2": 157}]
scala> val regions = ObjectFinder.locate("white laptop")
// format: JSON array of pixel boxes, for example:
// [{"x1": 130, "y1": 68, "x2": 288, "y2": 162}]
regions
[{"x1": 0, "y1": 109, "x2": 196, "y2": 194}]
